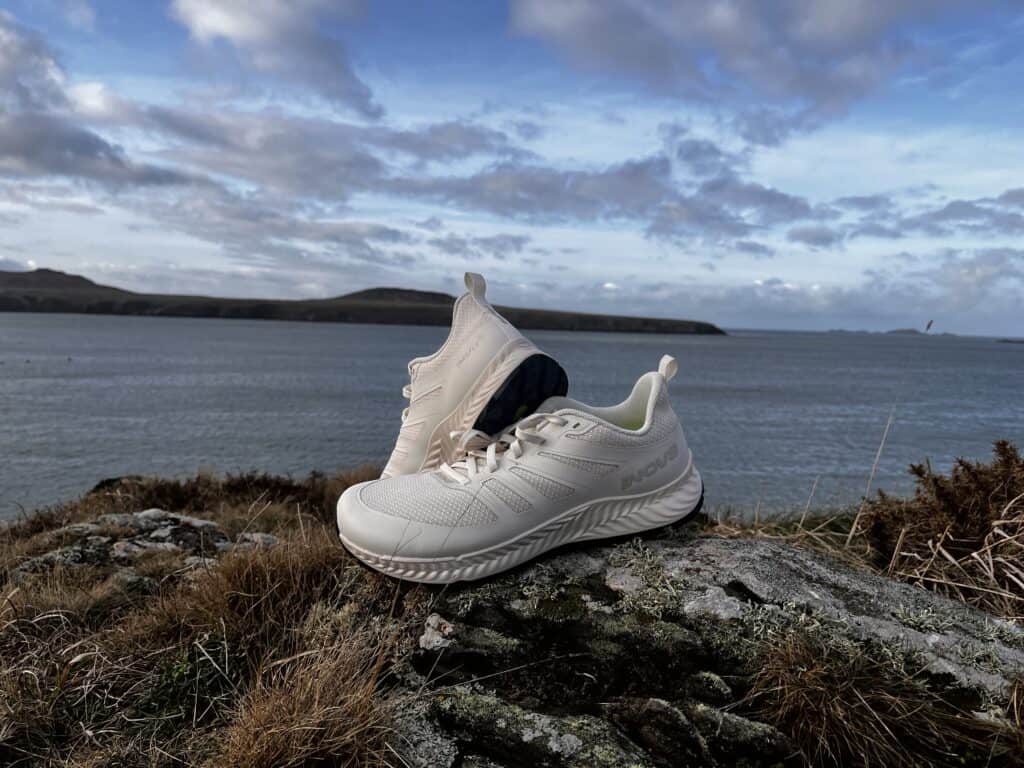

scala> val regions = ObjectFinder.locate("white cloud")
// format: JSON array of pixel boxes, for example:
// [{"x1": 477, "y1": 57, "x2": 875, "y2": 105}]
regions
[
  {"x1": 170, "y1": 0, "x2": 381, "y2": 117},
  {"x1": 68, "y1": 81, "x2": 121, "y2": 117}
]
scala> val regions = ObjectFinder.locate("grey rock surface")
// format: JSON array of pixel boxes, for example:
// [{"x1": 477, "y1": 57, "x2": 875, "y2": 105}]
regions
[
  {"x1": 12, "y1": 509, "x2": 268, "y2": 582},
  {"x1": 400, "y1": 531, "x2": 1024, "y2": 767},
  {"x1": 435, "y1": 690, "x2": 655, "y2": 768}
]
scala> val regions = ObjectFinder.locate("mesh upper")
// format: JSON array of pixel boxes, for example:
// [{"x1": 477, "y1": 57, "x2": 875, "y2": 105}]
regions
[
  {"x1": 359, "y1": 474, "x2": 495, "y2": 527},
  {"x1": 538, "y1": 451, "x2": 618, "y2": 477},
  {"x1": 483, "y1": 478, "x2": 532, "y2": 514},
  {"x1": 412, "y1": 295, "x2": 493, "y2": 376},
  {"x1": 462, "y1": 499, "x2": 497, "y2": 527},
  {"x1": 509, "y1": 467, "x2": 575, "y2": 500},
  {"x1": 388, "y1": 297, "x2": 493, "y2": 474}
]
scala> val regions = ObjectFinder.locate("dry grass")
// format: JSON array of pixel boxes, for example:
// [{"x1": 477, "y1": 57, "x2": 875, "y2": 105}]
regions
[
  {"x1": 710, "y1": 440, "x2": 1024, "y2": 623},
  {"x1": 0, "y1": 467, "x2": 411, "y2": 767},
  {"x1": 2, "y1": 566, "x2": 153, "y2": 645},
  {"x1": 1005, "y1": 679, "x2": 1024, "y2": 762},
  {"x1": 111, "y1": 530, "x2": 360, "y2": 658},
  {"x1": 219, "y1": 628, "x2": 397, "y2": 768},
  {"x1": 4, "y1": 450, "x2": 1023, "y2": 765},
  {"x1": 1012, "y1": 678, "x2": 1024, "y2": 728},
  {"x1": 747, "y1": 627, "x2": 1018, "y2": 768},
  {"x1": 709, "y1": 511, "x2": 861, "y2": 563},
  {"x1": 62, "y1": 729, "x2": 221, "y2": 768},
  {"x1": 862, "y1": 440, "x2": 1024, "y2": 620},
  {"x1": 716, "y1": 442, "x2": 1024, "y2": 765},
  {"x1": 0, "y1": 465, "x2": 380, "y2": 574}
]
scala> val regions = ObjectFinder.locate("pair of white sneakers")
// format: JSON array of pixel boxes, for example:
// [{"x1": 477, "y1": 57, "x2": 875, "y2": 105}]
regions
[{"x1": 337, "y1": 273, "x2": 704, "y2": 584}]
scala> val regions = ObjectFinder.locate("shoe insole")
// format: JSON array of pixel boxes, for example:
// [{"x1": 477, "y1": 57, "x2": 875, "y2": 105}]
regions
[{"x1": 473, "y1": 353, "x2": 569, "y2": 435}]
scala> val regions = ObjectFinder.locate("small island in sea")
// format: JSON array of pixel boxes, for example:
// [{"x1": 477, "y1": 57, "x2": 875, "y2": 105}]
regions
[{"x1": 0, "y1": 268, "x2": 725, "y2": 335}]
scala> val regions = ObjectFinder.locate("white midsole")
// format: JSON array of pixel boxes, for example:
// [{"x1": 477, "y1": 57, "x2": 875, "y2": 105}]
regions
[{"x1": 339, "y1": 463, "x2": 703, "y2": 584}]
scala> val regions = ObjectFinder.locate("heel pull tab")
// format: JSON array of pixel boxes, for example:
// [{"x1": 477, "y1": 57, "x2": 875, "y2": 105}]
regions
[
  {"x1": 658, "y1": 355, "x2": 678, "y2": 383},
  {"x1": 464, "y1": 272, "x2": 487, "y2": 301}
]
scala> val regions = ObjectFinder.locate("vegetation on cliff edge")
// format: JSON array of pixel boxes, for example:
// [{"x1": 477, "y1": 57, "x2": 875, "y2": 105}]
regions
[{"x1": 0, "y1": 442, "x2": 1021, "y2": 766}]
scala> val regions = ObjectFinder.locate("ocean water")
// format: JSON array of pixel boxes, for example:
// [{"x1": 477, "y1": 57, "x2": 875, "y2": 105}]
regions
[{"x1": 1, "y1": 313, "x2": 1021, "y2": 520}]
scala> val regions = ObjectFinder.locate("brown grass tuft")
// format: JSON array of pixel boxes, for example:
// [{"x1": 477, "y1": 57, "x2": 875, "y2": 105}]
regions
[
  {"x1": 218, "y1": 628, "x2": 397, "y2": 768},
  {"x1": 1011, "y1": 678, "x2": 1024, "y2": 731},
  {"x1": 710, "y1": 440, "x2": 1024, "y2": 622},
  {"x1": 862, "y1": 440, "x2": 1024, "y2": 620},
  {"x1": 1004, "y1": 678, "x2": 1024, "y2": 765},
  {"x1": 708, "y1": 512, "x2": 861, "y2": 563},
  {"x1": 63, "y1": 730, "x2": 220, "y2": 768},
  {"x1": 0, "y1": 468, "x2": 401, "y2": 764},
  {"x1": 4, "y1": 565, "x2": 150, "y2": 628},
  {"x1": 747, "y1": 628, "x2": 1014, "y2": 767},
  {"x1": 113, "y1": 530, "x2": 357, "y2": 658},
  {"x1": 83, "y1": 467, "x2": 380, "y2": 523},
  {"x1": 1, "y1": 465, "x2": 381, "y2": 574}
]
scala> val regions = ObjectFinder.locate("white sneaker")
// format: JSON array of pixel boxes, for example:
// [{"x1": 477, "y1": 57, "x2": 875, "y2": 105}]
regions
[
  {"x1": 338, "y1": 355, "x2": 703, "y2": 583},
  {"x1": 381, "y1": 273, "x2": 567, "y2": 478}
]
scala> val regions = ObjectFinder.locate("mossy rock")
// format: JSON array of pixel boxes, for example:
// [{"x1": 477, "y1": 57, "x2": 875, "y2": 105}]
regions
[{"x1": 403, "y1": 532, "x2": 1024, "y2": 767}]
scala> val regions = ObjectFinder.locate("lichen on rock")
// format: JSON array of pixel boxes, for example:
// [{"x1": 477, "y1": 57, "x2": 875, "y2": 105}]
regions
[
  {"x1": 398, "y1": 531, "x2": 1024, "y2": 767},
  {"x1": 10, "y1": 507, "x2": 272, "y2": 586}
]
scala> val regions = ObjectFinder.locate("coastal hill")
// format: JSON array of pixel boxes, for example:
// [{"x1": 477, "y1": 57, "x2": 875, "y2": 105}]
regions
[{"x1": 0, "y1": 268, "x2": 725, "y2": 335}]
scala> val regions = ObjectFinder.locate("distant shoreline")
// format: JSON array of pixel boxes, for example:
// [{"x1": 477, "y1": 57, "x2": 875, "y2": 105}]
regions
[
  {"x1": 0, "y1": 308, "x2": 729, "y2": 336},
  {"x1": 0, "y1": 269, "x2": 726, "y2": 336}
]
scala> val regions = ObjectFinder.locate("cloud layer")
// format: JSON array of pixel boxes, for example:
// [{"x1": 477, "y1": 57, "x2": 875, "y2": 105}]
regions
[
  {"x1": 0, "y1": 3, "x2": 1022, "y2": 334},
  {"x1": 512, "y1": 0, "x2": 997, "y2": 142}
]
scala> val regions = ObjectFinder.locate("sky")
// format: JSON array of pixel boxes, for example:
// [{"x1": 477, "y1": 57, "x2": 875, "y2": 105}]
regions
[{"x1": 1, "y1": 1, "x2": 1023, "y2": 334}]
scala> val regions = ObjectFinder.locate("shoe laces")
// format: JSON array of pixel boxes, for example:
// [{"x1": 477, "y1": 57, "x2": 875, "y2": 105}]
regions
[
  {"x1": 440, "y1": 413, "x2": 568, "y2": 484},
  {"x1": 400, "y1": 381, "x2": 441, "y2": 424}
]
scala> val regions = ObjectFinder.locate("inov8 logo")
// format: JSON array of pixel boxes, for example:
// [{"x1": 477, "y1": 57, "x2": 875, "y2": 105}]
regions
[{"x1": 621, "y1": 443, "x2": 679, "y2": 491}]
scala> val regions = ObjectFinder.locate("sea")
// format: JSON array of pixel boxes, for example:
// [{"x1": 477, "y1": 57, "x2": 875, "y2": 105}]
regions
[{"x1": 1, "y1": 313, "x2": 1021, "y2": 520}]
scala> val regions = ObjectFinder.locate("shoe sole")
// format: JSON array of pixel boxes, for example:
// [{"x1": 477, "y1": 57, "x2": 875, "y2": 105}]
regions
[
  {"x1": 414, "y1": 339, "x2": 568, "y2": 474},
  {"x1": 339, "y1": 463, "x2": 704, "y2": 584},
  {"x1": 473, "y1": 352, "x2": 568, "y2": 435}
]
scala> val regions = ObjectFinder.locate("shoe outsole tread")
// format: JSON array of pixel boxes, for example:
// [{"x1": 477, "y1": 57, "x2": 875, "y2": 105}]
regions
[{"x1": 473, "y1": 353, "x2": 568, "y2": 436}]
